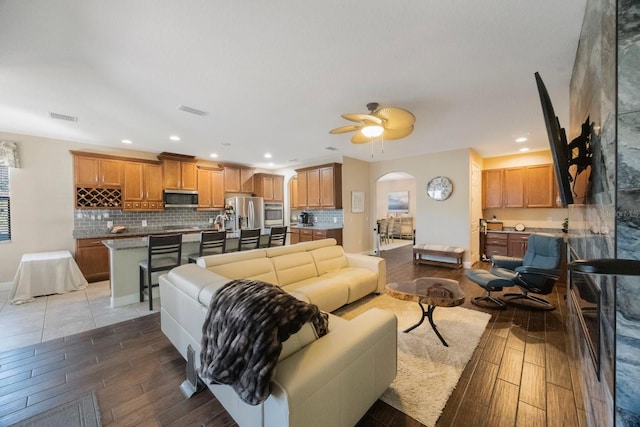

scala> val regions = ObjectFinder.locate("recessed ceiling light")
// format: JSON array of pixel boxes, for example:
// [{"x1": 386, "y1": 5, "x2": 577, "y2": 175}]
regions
[
  {"x1": 169, "y1": 135, "x2": 180, "y2": 141},
  {"x1": 519, "y1": 147, "x2": 530, "y2": 152},
  {"x1": 264, "y1": 153, "x2": 272, "y2": 159},
  {"x1": 269, "y1": 162, "x2": 274, "y2": 167},
  {"x1": 515, "y1": 137, "x2": 528, "y2": 143},
  {"x1": 221, "y1": 142, "x2": 231, "y2": 147},
  {"x1": 121, "y1": 139, "x2": 133, "y2": 144},
  {"x1": 209, "y1": 153, "x2": 218, "y2": 158}
]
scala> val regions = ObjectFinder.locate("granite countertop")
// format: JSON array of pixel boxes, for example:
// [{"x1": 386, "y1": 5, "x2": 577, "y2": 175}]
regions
[
  {"x1": 74, "y1": 225, "x2": 219, "y2": 240},
  {"x1": 102, "y1": 228, "x2": 271, "y2": 250},
  {"x1": 486, "y1": 227, "x2": 563, "y2": 234},
  {"x1": 290, "y1": 224, "x2": 343, "y2": 230}
]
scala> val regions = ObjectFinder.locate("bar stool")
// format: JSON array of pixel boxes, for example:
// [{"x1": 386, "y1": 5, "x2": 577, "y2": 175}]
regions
[
  {"x1": 139, "y1": 234, "x2": 182, "y2": 311},
  {"x1": 267, "y1": 226, "x2": 287, "y2": 247},
  {"x1": 238, "y1": 228, "x2": 261, "y2": 251},
  {"x1": 186, "y1": 230, "x2": 226, "y2": 263}
]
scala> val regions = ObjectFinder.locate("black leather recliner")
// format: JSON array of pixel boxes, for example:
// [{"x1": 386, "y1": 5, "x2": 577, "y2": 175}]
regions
[{"x1": 466, "y1": 233, "x2": 564, "y2": 310}]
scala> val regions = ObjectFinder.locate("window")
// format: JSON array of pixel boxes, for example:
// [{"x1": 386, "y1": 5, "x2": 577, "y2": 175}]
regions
[{"x1": 0, "y1": 166, "x2": 10, "y2": 242}]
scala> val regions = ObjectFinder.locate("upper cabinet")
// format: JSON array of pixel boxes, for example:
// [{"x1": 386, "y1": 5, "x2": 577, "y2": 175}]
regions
[
  {"x1": 223, "y1": 165, "x2": 255, "y2": 193},
  {"x1": 295, "y1": 163, "x2": 342, "y2": 209},
  {"x1": 197, "y1": 167, "x2": 225, "y2": 209},
  {"x1": 122, "y1": 160, "x2": 164, "y2": 211},
  {"x1": 73, "y1": 152, "x2": 123, "y2": 188},
  {"x1": 158, "y1": 153, "x2": 197, "y2": 191},
  {"x1": 254, "y1": 173, "x2": 284, "y2": 202},
  {"x1": 72, "y1": 151, "x2": 124, "y2": 209},
  {"x1": 289, "y1": 176, "x2": 298, "y2": 209},
  {"x1": 483, "y1": 164, "x2": 558, "y2": 209}
]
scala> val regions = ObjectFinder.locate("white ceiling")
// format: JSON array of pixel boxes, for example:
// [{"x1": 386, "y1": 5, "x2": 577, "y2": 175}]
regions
[{"x1": 0, "y1": 1, "x2": 586, "y2": 169}]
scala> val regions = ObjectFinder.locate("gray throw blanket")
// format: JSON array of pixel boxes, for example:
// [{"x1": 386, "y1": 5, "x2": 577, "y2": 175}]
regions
[{"x1": 199, "y1": 279, "x2": 329, "y2": 405}]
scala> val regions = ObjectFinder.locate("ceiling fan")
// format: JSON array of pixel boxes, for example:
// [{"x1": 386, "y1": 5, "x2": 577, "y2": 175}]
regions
[{"x1": 329, "y1": 102, "x2": 415, "y2": 144}]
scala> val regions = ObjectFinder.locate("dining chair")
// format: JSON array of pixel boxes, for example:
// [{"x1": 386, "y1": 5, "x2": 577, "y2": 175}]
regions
[
  {"x1": 267, "y1": 226, "x2": 287, "y2": 247},
  {"x1": 238, "y1": 228, "x2": 261, "y2": 251},
  {"x1": 186, "y1": 230, "x2": 227, "y2": 263},
  {"x1": 386, "y1": 217, "x2": 395, "y2": 243},
  {"x1": 139, "y1": 233, "x2": 182, "y2": 311},
  {"x1": 378, "y1": 218, "x2": 389, "y2": 245}
]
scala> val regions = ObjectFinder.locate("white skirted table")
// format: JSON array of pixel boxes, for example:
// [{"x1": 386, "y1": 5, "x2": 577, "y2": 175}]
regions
[{"x1": 9, "y1": 250, "x2": 88, "y2": 304}]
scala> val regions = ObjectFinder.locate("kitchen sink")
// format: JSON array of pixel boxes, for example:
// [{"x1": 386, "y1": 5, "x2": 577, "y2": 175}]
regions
[{"x1": 158, "y1": 225, "x2": 199, "y2": 231}]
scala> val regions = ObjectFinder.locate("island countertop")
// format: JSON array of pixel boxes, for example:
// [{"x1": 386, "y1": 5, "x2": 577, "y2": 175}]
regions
[{"x1": 102, "y1": 229, "x2": 270, "y2": 250}]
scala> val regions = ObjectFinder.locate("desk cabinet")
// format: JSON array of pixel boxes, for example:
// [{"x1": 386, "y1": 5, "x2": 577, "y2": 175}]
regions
[
  {"x1": 484, "y1": 231, "x2": 530, "y2": 259},
  {"x1": 289, "y1": 227, "x2": 342, "y2": 246}
]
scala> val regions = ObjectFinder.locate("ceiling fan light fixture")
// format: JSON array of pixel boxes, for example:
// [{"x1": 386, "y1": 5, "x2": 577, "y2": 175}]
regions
[{"x1": 361, "y1": 125, "x2": 384, "y2": 138}]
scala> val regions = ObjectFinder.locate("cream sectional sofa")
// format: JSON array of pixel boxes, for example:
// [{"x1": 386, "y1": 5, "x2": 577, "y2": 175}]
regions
[{"x1": 159, "y1": 238, "x2": 397, "y2": 427}]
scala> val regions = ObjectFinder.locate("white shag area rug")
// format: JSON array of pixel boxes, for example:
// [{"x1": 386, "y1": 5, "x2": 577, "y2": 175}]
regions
[{"x1": 335, "y1": 293, "x2": 491, "y2": 427}]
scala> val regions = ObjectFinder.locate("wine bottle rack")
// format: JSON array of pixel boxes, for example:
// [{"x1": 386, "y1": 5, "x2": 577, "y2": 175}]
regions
[{"x1": 76, "y1": 187, "x2": 122, "y2": 208}]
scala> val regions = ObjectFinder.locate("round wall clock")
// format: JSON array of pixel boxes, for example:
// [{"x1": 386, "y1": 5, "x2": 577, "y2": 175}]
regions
[{"x1": 426, "y1": 176, "x2": 453, "y2": 201}]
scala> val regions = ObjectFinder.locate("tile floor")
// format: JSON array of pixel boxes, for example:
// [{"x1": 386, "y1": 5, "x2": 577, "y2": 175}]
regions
[{"x1": 0, "y1": 280, "x2": 158, "y2": 353}]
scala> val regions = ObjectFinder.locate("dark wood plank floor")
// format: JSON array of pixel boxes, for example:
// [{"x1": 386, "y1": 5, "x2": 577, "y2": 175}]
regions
[{"x1": 0, "y1": 245, "x2": 580, "y2": 426}]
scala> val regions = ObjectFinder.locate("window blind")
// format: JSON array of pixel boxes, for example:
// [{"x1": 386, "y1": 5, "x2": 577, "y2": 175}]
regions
[{"x1": 0, "y1": 166, "x2": 10, "y2": 242}]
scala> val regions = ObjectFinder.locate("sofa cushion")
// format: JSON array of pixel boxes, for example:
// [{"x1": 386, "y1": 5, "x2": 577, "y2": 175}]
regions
[
  {"x1": 310, "y1": 245, "x2": 348, "y2": 275},
  {"x1": 321, "y1": 267, "x2": 378, "y2": 303},
  {"x1": 271, "y1": 252, "x2": 319, "y2": 286},
  {"x1": 285, "y1": 277, "x2": 350, "y2": 312},
  {"x1": 197, "y1": 249, "x2": 266, "y2": 268},
  {"x1": 208, "y1": 258, "x2": 279, "y2": 285}
]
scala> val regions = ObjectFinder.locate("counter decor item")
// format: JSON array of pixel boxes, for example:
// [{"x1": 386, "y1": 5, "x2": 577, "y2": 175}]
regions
[{"x1": 514, "y1": 223, "x2": 526, "y2": 232}]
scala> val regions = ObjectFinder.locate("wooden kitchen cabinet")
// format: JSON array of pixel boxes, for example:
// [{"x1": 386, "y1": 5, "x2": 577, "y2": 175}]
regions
[
  {"x1": 484, "y1": 231, "x2": 508, "y2": 257},
  {"x1": 483, "y1": 231, "x2": 530, "y2": 259},
  {"x1": 289, "y1": 227, "x2": 343, "y2": 245},
  {"x1": 295, "y1": 163, "x2": 342, "y2": 209},
  {"x1": 289, "y1": 176, "x2": 298, "y2": 209},
  {"x1": 122, "y1": 161, "x2": 164, "y2": 211},
  {"x1": 73, "y1": 153, "x2": 123, "y2": 188},
  {"x1": 508, "y1": 232, "x2": 529, "y2": 258},
  {"x1": 161, "y1": 159, "x2": 197, "y2": 191},
  {"x1": 483, "y1": 164, "x2": 557, "y2": 209},
  {"x1": 75, "y1": 238, "x2": 110, "y2": 282},
  {"x1": 313, "y1": 228, "x2": 343, "y2": 246},
  {"x1": 482, "y1": 169, "x2": 503, "y2": 209},
  {"x1": 254, "y1": 173, "x2": 284, "y2": 202},
  {"x1": 525, "y1": 164, "x2": 555, "y2": 208},
  {"x1": 223, "y1": 165, "x2": 255, "y2": 193},
  {"x1": 289, "y1": 227, "x2": 300, "y2": 244},
  {"x1": 299, "y1": 228, "x2": 314, "y2": 242},
  {"x1": 503, "y1": 167, "x2": 525, "y2": 208},
  {"x1": 197, "y1": 167, "x2": 225, "y2": 209}
]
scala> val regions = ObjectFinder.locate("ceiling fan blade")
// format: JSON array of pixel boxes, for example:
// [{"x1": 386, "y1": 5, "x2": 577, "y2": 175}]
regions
[
  {"x1": 341, "y1": 113, "x2": 383, "y2": 125},
  {"x1": 329, "y1": 125, "x2": 361, "y2": 134},
  {"x1": 375, "y1": 107, "x2": 415, "y2": 130},
  {"x1": 383, "y1": 125, "x2": 414, "y2": 140},
  {"x1": 351, "y1": 132, "x2": 371, "y2": 144}
]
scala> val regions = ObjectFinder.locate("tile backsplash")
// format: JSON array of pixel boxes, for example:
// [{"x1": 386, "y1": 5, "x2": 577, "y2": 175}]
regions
[{"x1": 74, "y1": 208, "x2": 223, "y2": 235}]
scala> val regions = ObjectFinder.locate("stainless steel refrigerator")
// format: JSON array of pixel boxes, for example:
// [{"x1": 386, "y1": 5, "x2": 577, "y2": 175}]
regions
[{"x1": 225, "y1": 196, "x2": 264, "y2": 231}]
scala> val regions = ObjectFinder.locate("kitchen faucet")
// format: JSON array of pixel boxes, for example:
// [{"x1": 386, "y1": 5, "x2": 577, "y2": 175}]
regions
[{"x1": 214, "y1": 214, "x2": 226, "y2": 230}]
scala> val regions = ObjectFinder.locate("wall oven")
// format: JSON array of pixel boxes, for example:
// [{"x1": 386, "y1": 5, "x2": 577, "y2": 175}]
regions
[{"x1": 264, "y1": 202, "x2": 284, "y2": 227}]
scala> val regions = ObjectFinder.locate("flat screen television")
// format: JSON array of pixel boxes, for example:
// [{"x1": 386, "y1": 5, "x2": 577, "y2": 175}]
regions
[{"x1": 534, "y1": 72, "x2": 574, "y2": 206}]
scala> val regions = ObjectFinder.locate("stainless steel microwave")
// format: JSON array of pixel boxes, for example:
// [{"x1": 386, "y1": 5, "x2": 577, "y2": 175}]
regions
[{"x1": 163, "y1": 190, "x2": 198, "y2": 208}]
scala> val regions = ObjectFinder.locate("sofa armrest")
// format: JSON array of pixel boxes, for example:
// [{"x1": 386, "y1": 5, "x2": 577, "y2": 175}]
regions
[
  {"x1": 344, "y1": 253, "x2": 386, "y2": 293},
  {"x1": 265, "y1": 307, "x2": 397, "y2": 427}
]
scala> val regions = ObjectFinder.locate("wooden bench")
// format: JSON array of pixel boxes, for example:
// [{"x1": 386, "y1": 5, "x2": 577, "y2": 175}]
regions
[{"x1": 413, "y1": 244, "x2": 464, "y2": 269}]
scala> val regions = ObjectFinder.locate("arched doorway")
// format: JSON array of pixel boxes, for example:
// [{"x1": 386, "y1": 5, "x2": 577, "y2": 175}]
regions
[{"x1": 376, "y1": 172, "x2": 417, "y2": 251}]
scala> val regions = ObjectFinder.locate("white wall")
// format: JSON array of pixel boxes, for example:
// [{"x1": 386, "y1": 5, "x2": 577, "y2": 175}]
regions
[
  {"x1": 370, "y1": 148, "x2": 472, "y2": 262},
  {"x1": 0, "y1": 132, "x2": 158, "y2": 282},
  {"x1": 375, "y1": 177, "x2": 417, "y2": 219},
  {"x1": 341, "y1": 156, "x2": 371, "y2": 254}
]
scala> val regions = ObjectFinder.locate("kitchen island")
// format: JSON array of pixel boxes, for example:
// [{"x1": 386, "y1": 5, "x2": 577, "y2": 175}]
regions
[{"x1": 102, "y1": 230, "x2": 270, "y2": 308}]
